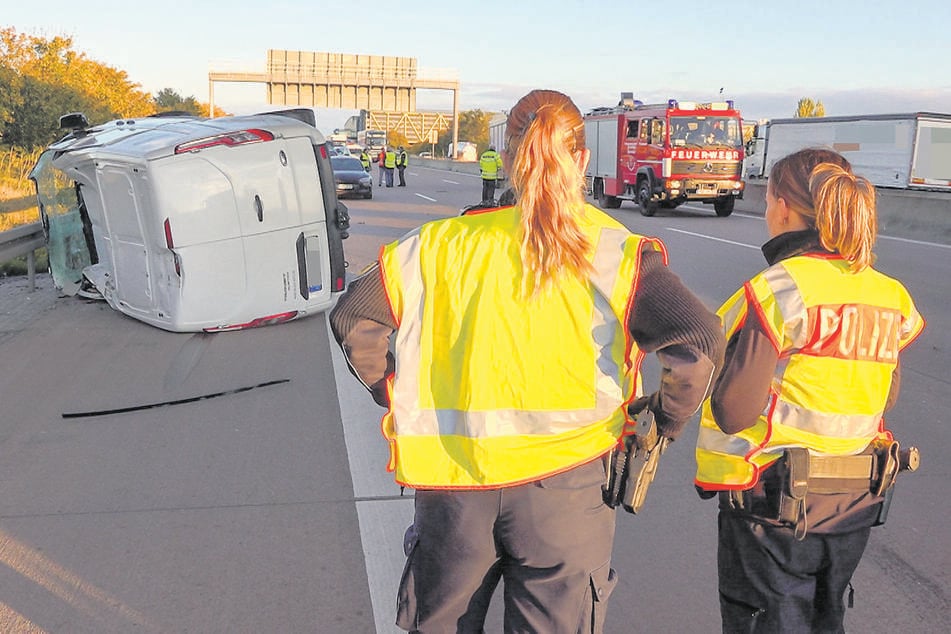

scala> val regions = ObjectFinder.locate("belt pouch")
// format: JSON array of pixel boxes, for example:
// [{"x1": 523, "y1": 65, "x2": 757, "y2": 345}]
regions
[{"x1": 778, "y1": 448, "x2": 809, "y2": 526}]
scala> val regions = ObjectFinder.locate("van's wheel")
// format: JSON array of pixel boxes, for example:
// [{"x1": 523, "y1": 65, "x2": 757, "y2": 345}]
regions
[
  {"x1": 638, "y1": 180, "x2": 657, "y2": 217},
  {"x1": 714, "y1": 196, "x2": 734, "y2": 217}
]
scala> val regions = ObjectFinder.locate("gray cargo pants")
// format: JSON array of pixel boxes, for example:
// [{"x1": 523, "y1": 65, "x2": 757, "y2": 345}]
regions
[{"x1": 396, "y1": 458, "x2": 617, "y2": 633}]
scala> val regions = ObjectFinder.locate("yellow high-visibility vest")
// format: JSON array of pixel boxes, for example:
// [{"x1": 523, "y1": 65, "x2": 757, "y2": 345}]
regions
[
  {"x1": 384, "y1": 150, "x2": 397, "y2": 168},
  {"x1": 480, "y1": 150, "x2": 503, "y2": 179},
  {"x1": 378, "y1": 203, "x2": 665, "y2": 488},
  {"x1": 696, "y1": 253, "x2": 924, "y2": 490}
]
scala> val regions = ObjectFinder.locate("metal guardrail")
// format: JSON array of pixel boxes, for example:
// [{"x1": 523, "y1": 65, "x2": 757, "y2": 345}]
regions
[{"x1": 0, "y1": 222, "x2": 45, "y2": 291}]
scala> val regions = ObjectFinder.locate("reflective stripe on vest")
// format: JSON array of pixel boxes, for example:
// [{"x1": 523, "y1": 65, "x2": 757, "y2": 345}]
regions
[
  {"x1": 379, "y1": 204, "x2": 665, "y2": 488},
  {"x1": 696, "y1": 253, "x2": 924, "y2": 490}
]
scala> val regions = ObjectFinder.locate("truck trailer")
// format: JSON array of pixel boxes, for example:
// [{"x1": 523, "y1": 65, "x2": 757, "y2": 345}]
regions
[{"x1": 748, "y1": 112, "x2": 951, "y2": 191}]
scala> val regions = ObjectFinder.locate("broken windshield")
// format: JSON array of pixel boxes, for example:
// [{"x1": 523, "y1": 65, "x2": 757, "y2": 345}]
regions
[{"x1": 29, "y1": 150, "x2": 92, "y2": 294}]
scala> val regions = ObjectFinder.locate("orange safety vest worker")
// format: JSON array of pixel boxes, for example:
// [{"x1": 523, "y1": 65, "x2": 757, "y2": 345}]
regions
[
  {"x1": 695, "y1": 253, "x2": 924, "y2": 491},
  {"x1": 378, "y1": 203, "x2": 665, "y2": 488}
]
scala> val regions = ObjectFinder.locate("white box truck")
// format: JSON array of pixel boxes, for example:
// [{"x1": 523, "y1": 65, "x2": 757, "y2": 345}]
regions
[
  {"x1": 750, "y1": 113, "x2": 951, "y2": 191},
  {"x1": 30, "y1": 109, "x2": 351, "y2": 332}
]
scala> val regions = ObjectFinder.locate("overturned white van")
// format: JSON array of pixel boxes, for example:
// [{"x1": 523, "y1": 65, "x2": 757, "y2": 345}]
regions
[{"x1": 30, "y1": 109, "x2": 350, "y2": 332}]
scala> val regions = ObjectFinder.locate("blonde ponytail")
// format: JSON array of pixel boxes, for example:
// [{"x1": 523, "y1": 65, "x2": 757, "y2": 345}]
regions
[
  {"x1": 505, "y1": 90, "x2": 592, "y2": 295},
  {"x1": 768, "y1": 148, "x2": 877, "y2": 271},
  {"x1": 809, "y1": 163, "x2": 877, "y2": 271}
]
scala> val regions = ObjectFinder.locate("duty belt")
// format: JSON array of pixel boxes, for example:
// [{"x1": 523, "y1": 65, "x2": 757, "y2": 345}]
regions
[{"x1": 722, "y1": 440, "x2": 920, "y2": 539}]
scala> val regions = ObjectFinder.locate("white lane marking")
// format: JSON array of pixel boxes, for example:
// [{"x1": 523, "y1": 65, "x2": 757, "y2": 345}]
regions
[
  {"x1": 442, "y1": 179, "x2": 460, "y2": 184},
  {"x1": 356, "y1": 501, "x2": 414, "y2": 634},
  {"x1": 415, "y1": 193, "x2": 437, "y2": 202},
  {"x1": 681, "y1": 204, "x2": 761, "y2": 220},
  {"x1": 878, "y1": 234, "x2": 951, "y2": 249},
  {"x1": 680, "y1": 205, "x2": 950, "y2": 249},
  {"x1": 666, "y1": 227, "x2": 760, "y2": 250},
  {"x1": 670, "y1": 225, "x2": 950, "y2": 251},
  {"x1": 327, "y1": 313, "x2": 410, "y2": 633}
]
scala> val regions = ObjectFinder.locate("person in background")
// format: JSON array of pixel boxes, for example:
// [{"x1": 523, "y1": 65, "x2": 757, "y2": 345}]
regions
[
  {"x1": 329, "y1": 89, "x2": 724, "y2": 633},
  {"x1": 479, "y1": 145, "x2": 504, "y2": 203},
  {"x1": 384, "y1": 146, "x2": 397, "y2": 188},
  {"x1": 377, "y1": 147, "x2": 386, "y2": 186},
  {"x1": 359, "y1": 147, "x2": 372, "y2": 172},
  {"x1": 396, "y1": 145, "x2": 408, "y2": 186},
  {"x1": 695, "y1": 148, "x2": 925, "y2": 632}
]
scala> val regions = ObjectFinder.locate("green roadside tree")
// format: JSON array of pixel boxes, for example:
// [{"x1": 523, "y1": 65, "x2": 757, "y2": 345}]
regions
[
  {"x1": 436, "y1": 109, "x2": 493, "y2": 156},
  {"x1": 0, "y1": 27, "x2": 155, "y2": 148},
  {"x1": 154, "y1": 88, "x2": 203, "y2": 115}
]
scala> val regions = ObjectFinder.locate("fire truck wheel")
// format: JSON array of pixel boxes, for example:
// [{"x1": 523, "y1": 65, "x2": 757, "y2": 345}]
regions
[
  {"x1": 596, "y1": 180, "x2": 622, "y2": 209},
  {"x1": 714, "y1": 196, "x2": 735, "y2": 217},
  {"x1": 638, "y1": 181, "x2": 657, "y2": 217},
  {"x1": 602, "y1": 193, "x2": 622, "y2": 209}
]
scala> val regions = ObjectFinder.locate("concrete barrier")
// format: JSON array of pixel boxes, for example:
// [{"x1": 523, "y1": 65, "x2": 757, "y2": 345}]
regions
[
  {"x1": 736, "y1": 180, "x2": 950, "y2": 245},
  {"x1": 416, "y1": 158, "x2": 951, "y2": 245}
]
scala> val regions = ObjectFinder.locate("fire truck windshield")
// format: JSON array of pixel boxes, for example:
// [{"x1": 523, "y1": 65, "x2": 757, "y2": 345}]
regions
[{"x1": 669, "y1": 116, "x2": 742, "y2": 149}]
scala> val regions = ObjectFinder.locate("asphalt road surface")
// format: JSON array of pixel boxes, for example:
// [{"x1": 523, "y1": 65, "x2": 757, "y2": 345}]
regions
[{"x1": 0, "y1": 164, "x2": 947, "y2": 632}]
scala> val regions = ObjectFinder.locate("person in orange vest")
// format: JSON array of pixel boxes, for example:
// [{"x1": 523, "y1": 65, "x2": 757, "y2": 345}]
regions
[
  {"x1": 377, "y1": 147, "x2": 386, "y2": 186},
  {"x1": 329, "y1": 89, "x2": 724, "y2": 632},
  {"x1": 695, "y1": 148, "x2": 925, "y2": 632}
]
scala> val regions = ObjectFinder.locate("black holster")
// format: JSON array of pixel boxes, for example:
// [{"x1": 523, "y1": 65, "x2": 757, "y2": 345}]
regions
[{"x1": 722, "y1": 441, "x2": 920, "y2": 540}]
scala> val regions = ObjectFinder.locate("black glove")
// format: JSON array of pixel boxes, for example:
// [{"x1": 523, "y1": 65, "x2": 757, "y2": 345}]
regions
[{"x1": 628, "y1": 392, "x2": 688, "y2": 441}]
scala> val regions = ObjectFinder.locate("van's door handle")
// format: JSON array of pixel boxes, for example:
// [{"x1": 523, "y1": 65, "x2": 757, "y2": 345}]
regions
[{"x1": 254, "y1": 195, "x2": 263, "y2": 222}]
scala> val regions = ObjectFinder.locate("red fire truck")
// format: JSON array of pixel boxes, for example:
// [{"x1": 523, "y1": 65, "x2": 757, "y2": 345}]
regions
[{"x1": 584, "y1": 94, "x2": 745, "y2": 216}]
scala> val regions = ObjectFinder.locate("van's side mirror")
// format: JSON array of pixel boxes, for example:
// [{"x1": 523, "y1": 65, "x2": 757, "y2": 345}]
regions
[{"x1": 60, "y1": 112, "x2": 90, "y2": 131}]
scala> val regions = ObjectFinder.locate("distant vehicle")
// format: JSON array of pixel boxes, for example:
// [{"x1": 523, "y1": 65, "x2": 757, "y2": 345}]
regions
[
  {"x1": 746, "y1": 112, "x2": 951, "y2": 190},
  {"x1": 418, "y1": 151, "x2": 433, "y2": 158},
  {"x1": 30, "y1": 108, "x2": 351, "y2": 333},
  {"x1": 447, "y1": 142, "x2": 478, "y2": 162},
  {"x1": 330, "y1": 156, "x2": 373, "y2": 199},
  {"x1": 357, "y1": 129, "x2": 387, "y2": 153},
  {"x1": 584, "y1": 93, "x2": 746, "y2": 217}
]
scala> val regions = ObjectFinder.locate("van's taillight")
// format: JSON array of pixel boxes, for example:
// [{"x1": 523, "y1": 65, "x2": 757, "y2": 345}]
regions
[
  {"x1": 334, "y1": 276, "x2": 345, "y2": 291},
  {"x1": 174, "y1": 129, "x2": 274, "y2": 154},
  {"x1": 164, "y1": 218, "x2": 182, "y2": 276},
  {"x1": 202, "y1": 311, "x2": 299, "y2": 332},
  {"x1": 164, "y1": 218, "x2": 174, "y2": 248},
  {"x1": 319, "y1": 144, "x2": 328, "y2": 159}
]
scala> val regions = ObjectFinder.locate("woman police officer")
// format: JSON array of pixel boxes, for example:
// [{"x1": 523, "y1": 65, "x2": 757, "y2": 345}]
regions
[
  {"x1": 330, "y1": 89, "x2": 723, "y2": 632},
  {"x1": 695, "y1": 148, "x2": 925, "y2": 632}
]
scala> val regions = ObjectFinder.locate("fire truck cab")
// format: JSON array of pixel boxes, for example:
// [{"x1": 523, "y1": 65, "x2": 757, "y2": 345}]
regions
[{"x1": 585, "y1": 94, "x2": 745, "y2": 217}]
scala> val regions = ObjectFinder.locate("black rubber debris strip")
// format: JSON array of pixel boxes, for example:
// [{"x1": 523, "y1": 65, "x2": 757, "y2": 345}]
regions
[{"x1": 62, "y1": 379, "x2": 290, "y2": 419}]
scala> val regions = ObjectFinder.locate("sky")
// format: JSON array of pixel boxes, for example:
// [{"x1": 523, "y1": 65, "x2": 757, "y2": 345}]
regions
[{"x1": 6, "y1": 0, "x2": 951, "y2": 135}]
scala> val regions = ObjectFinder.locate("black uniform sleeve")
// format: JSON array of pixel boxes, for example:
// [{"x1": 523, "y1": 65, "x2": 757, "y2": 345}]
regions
[
  {"x1": 328, "y1": 263, "x2": 397, "y2": 407},
  {"x1": 629, "y1": 249, "x2": 725, "y2": 439},
  {"x1": 709, "y1": 315, "x2": 777, "y2": 434}
]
